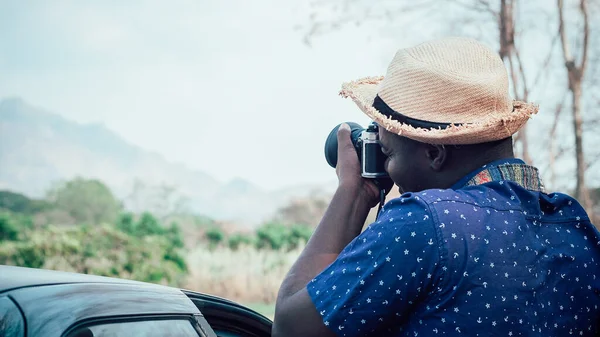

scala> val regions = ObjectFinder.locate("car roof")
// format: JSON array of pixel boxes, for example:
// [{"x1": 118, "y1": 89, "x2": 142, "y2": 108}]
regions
[{"x1": 0, "y1": 265, "x2": 150, "y2": 293}]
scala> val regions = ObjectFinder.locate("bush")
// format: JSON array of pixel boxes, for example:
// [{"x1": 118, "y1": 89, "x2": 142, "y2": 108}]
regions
[
  {"x1": 205, "y1": 227, "x2": 225, "y2": 249},
  {"x1": 0, "y1": 211, "x2": 34, "y2": 241},
  {"x1": 0, "y1": 180, "x2": 191, "y2": 287},
  {"x1": 0, "y1": 222, "x2": 189, "y2": 287},
  {"x1": 13, "y1": 244, "x2": 46, "y2": 268},
  {"x1": 0, "y1": 212, "x2": 19, "y2": 241},
  {"x1": 228, "y1": 233, "x2": 254, "y2": 250},
  {"x1": 116, "y1": 212, "x2": 136, "y2": 235},
  {"x1": 167, "y1": 222, "x2": 185, "y2": 249},
  {"x1": 288, "y1": 224, "x2": 313, "y2": 249},
  {"x1": 255, "y1": 223, "x2": 289, "y2": 250},
  {"x1": 117, "y1": 212, "x2": 167, "y2": 238},
  {"x1": 135, "y1": 212, "x2": 164, "y2": 236},
  {"x1": 164, "y1": 249, "x2": 188, "y2": 271},
  {"x1": 254, "y1": 223, "x2": 313, "y2": 251}
]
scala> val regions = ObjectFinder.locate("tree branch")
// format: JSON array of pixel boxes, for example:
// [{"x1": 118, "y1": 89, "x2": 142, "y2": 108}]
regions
[
  {"x1": 557, "y1": 0, "x2": 573, "y2": 64},
  {"x1": 507, "y1": 54, "x2": 523, "y2": 100},
  {"x1": 586, "y1": 151, "x2": 600, "y2": 171},
  {"x1": 531, "y1": 31, "x2": 560, "y2": 90},
  {"x1": 303, "y1": 0, "x2": 438, "y2": 46},
  {"x1": 540, "y1": 144, "x2": 571, "y2": 177},
  {"x1": 548, "y1": 93, "x2": 567, "y2": 187},
  {"x1": 451, "y1": 0, "x2": 499, "y2": 19},
  {"x1": 583, "y1": 118, "x2": 600, "y2": 131},
  {"x1": 477, "y1": 0, "x2": 501, "y2": 19},
  {"x1": 499, "y1": 0, "x2": 511, "y2": 59},
  {"x1": 513, "y1": 41, "x2": 529, "y2": 100},
  {"x1": 579, "y1": 0, "x2": 589, "y2": 72},
  {"x1": 549, "y1": 92, "x2": 567, "y2": 140}
]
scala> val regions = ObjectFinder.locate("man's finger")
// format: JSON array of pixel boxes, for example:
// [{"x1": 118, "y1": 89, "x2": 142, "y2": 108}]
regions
[
  {"x1": 336, "y1": 123, "x2": 364, "y2": 185},
  {"x1": 336, "y1": 123, "x2": 354, "y2": 160}
]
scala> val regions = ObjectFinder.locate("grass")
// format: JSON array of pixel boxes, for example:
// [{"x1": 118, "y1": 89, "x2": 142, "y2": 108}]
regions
[{"x1": 183, "y1": 243, "x2": 304, "y2": 304}]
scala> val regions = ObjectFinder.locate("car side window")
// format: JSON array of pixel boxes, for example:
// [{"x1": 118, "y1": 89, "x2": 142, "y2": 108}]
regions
[{"x1": 68, "y1": 318, "x2": 202, "y2": 337}]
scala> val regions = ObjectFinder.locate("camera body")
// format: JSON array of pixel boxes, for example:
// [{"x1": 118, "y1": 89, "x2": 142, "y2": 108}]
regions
[{"x1": 324, "y1": 122, "x2": 389, "y2": 180}]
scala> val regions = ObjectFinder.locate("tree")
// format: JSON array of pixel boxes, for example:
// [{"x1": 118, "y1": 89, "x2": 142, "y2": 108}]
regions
[
  {"x1": 0, "y1": 212, "x2": 19, "y2": 241},
  {"x1": 0, "y1": 190, "x2": 52, "y2": 214},
  {"x1": 301, "y1": 0, "x2": 600, "y2": 201},
  {"x1": 271, "y1": 190, "x2": 330, "y2": 227},
  {"x1": 557, "y1": 0, "x2": 593, "y2": 213},
  {"x1": 547, "y1": 95, "x2": 568, "y2": 188},
  {"x1": 46, "y1": 177, "x2": 122, "y2": 225},
  {"x1": 125, "y1": 179, "x2": 189, "y2": 221},
  {"x1": 135, "y1": 212, "x2": 164, "y2": 236},
  {"x1": 497, "y1": 0, "x2": 532, "y2": 163},
  {"x1": 301, "y1": 0, "x2": 547, "y2": 164}
]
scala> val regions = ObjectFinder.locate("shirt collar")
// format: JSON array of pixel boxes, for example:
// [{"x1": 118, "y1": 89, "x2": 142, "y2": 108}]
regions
[{"x1": 451, "y1": 158, "x2": 545, "y2": 192}]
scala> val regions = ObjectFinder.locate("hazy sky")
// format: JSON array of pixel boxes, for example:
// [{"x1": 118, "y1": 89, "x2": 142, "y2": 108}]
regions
[
  {"x1": 0, "y1": 0, "x2": 411, "y2": 190},
  {"x1": 1, "y1": 1, "x2": 592, "y2": 190}
]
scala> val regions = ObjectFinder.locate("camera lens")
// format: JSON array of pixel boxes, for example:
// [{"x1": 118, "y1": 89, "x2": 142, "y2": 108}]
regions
[{"x1": 324, "y1": 122, "x2": 365, "y2": 168}]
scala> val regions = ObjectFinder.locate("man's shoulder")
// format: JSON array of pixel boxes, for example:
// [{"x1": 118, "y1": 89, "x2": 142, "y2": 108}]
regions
[
  {"x1": 382, "y1": 185, "x2": 527, "y2": 220},
  {"x1": 378, "y1": 189, "x2": 472, "y2": 227},
  {"x1": 384, "y1": 188, "x2": 487, "y2": 210},
  {"x1": 383, "y1": 185, "x2": 593, "y2": 224},
  {"x1": 538, "y1": 190, "x2": 591, "y2": 222}
]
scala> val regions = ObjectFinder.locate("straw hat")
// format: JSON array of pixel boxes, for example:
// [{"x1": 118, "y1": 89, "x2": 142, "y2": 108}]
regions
[{"x1": 340, "y1": 37, "x2": 539, "y2": 145}]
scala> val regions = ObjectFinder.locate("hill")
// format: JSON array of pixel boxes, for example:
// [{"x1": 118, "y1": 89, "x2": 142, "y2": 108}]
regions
[{"x1": 0, "y1": 97, "x2": 335, "y2": 226}]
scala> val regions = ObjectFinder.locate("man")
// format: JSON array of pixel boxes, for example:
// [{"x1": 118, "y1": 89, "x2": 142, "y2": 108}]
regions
[{"x1": 272, "y1": 37, "x2": 600, "y2": 336}]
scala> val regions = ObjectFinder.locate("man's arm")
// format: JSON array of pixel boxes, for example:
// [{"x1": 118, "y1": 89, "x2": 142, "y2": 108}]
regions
[
  {"x1": 272, "y1": 193, "x2": 441, "y2": 337},
  {"x1": 272, "y1": 184, "x2": 373, "y2": 337},
  {"x1": 272, "y1": 124, "x2": 381, "y2": 337}
]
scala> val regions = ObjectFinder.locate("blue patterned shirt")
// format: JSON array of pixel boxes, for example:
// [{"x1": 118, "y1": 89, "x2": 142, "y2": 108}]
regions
[{"x1": 307, "y1": 158, "x2": 600, "y2": 336}]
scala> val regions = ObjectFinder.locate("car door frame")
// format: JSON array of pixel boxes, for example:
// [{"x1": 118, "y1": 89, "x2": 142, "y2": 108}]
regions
[{"x1": 182, "y1": 290, "x2": 272, "y2": 337}]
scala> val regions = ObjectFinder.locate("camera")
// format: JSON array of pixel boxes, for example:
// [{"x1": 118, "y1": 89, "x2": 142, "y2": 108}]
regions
[{"x1": 324, "y1": 122, "x2": 389, "y2": 180}]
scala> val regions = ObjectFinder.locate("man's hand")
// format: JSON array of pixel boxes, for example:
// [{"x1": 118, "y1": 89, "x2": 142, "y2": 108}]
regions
[{"x1": 336, "y1": 123, "x2": 392, "y2": 208}]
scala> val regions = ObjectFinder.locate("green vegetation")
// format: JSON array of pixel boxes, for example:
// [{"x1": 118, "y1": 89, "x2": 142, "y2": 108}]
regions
[
  {"x1": 1, "y1": 222, "x2": 188, "y2": 284},
  {"x1": 204, "y1": 222, "x2": 313, "y2": 251},
  {"x1": 0, "y1": 212, "x2": 20, "y2": 241},
  {"x1": 227, "y1": 232, "x2": 254, "y2": 250},
  {"x1": 0, "y1": 179, "x2": 187, "y2": 286},
  {"x1": 205, "y1": 227, "x2": 225, "y2": 249},
  {"x1": 0, "y1": 190, "x2": 52, "y2": 214},
  {"x1": 46, "y1": 177, "x2": 122, "y2": 225},
  {"x1": 0, "y1": 177, "x2": 315, "y2": 292},
  {"x1": 256, "y1": 222, "x2": 312, "y2": 250},
  {"x1": 0, "y1": 216, "x2": 189, "y2": 286}
]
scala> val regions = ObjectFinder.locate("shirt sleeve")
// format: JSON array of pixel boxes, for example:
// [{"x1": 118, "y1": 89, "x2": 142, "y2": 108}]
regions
[{"x1": 306, "y1": 193, "x2": 442, "y2": 336}]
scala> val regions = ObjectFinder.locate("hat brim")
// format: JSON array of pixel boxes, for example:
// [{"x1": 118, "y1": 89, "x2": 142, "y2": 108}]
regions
[{"x1": 340, "y1": 76, "x2": 539, "y2": 145}]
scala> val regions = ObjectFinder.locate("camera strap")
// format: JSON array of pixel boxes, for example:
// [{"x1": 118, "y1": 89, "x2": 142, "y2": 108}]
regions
[{"x1": 376, "y1": 188, "x2": 386, "y2": 218}]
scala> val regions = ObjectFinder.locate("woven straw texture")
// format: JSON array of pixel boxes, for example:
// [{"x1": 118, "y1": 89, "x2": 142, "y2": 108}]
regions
[{"x1": 340, "y1": 37, "x2": 539, "y2": 145}]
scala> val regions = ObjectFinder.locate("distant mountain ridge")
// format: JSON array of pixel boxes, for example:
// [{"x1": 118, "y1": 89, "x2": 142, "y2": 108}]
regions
[{"x1": 0, "y1": 97, "x2": 336, "y2": 226}]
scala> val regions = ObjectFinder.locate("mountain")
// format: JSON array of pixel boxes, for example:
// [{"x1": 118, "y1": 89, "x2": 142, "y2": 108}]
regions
[{"x1": 0, "y1": 97, "x2": 336, "y2": 226}]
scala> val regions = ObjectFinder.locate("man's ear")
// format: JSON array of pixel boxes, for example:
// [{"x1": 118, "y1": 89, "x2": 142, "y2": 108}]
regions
[{"x1": 425, "y1": 144, "x2": 447, "y2": 171}]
